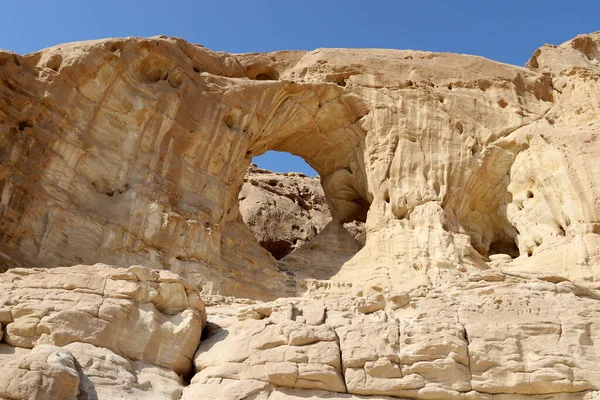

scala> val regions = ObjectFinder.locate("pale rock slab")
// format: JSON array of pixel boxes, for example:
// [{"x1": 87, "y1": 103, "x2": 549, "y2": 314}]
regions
[
  {"x1": 0, "y1": 264, "x2": 206, "y2": 375},
  {"x1": 0, "y1": 345, "x2": 80, "y2": 400},
  {"x1": 0, "y1": 342, "x2": 185, "y2": 400},
  {"x1": 191, "y1": 272, "x2": 600, "y2": 399},
  {"x1": 65, "y1": 342, "x2": 184, "y2": 400},
  {"x1": 193, "y1": 301, "x2": 346, "y2": 394}
]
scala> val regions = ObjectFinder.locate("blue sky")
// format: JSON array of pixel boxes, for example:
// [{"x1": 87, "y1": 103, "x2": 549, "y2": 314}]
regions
[{"x1": 2, "y1": 1, "x2": 598, "y2": 176}]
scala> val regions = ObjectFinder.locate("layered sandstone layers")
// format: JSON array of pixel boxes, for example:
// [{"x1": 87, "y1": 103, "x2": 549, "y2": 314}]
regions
[
  {"x1": 193, "y1": 270, "x2": 600, "y2": 399},
  {"x1": 1, "y1": 264, "x2": 598, "y2": 399},
  {"x1": 2, "y1": 32, "x2": 600, "y2": 299},
  {"x1": 0, "y1": 264, "x2": 207, "y2": 399},
  {"x1": 1, "y1": 30, "x2": 600, "y2": 399}
]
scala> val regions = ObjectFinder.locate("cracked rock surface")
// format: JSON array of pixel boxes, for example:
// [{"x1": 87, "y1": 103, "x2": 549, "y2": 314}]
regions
[
  {"x1": 191, "y1": 270, "x2": 600, "y2": 399},
  {"x1": 0, "y1": 264, "x2": 206, "y2": 399},
  {"x1": 0, "y1": 29, "x2": 600, "y2": 399}
]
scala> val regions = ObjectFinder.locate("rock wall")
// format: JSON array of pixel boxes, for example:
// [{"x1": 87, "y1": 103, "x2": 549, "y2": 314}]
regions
[
  {"x1": 0, "y1": 32, "x2": 597, "y2": 299},
  {"x1": 0, "y1": 264, "x2": 206, "y2": 399},
  {"x1": 193, "y1": 269, "x2": 600, "y2": 399},
  {"x1": 1, "y1": 264, "x2": 599, "y2": 399},
  {"x1": 2, "y1": 32, "x2": 600, "y2": 300},
  {"x1": 1, "y1": 31, "x2": 600, "y2": 399},
  {"x1": 240, "y1": 165, "x2": 331, "y2": 260}
]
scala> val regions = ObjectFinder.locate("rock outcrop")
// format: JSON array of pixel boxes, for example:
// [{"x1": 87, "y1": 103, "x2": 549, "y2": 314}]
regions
[
  {"x1": 2, "y1": 31, "x2": 600, "y2": 300},
  {"x1": 240, "y1": 165, "x2": 331, "y2": 260},
  {"x1": 1, "y1": 30, "x2": 600, "y2": 399},
  {"x1": 0, "y1": 264, "x2": 206, "y2": 399},
  {"x1": 190, "y1": 270, "x2": 600, "y2": 399}
]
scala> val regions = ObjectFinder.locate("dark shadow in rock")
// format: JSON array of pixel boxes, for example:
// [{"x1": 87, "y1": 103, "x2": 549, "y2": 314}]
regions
[
  {"x1": 281, "y1": 221, "x2": 361, "y2": 281},
  {"x1": 73, "y1": 358, "x2": 98, "y2": 400}
]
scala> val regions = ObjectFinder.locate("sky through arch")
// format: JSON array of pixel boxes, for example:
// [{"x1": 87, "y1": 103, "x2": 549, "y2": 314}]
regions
[{"x1": 252, "y1": 151, "x2": 317, "y2": 177}]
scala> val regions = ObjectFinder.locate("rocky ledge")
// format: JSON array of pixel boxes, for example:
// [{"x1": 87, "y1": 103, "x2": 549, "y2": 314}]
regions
[
  {"x1": 1, "y1": 29, "x2": 600, "y2": 399},
  {"x1": 1, "y1": 264, "x2": 599, "y2": 399}
]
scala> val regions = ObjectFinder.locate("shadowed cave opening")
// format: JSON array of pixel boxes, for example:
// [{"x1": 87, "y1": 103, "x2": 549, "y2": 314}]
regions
[
  {"x1": 488, "y1": 237, "x2": 520, "y2": 259},
  {"x1": 238, "y1": 151, "x2": 367, "y2": 261}
]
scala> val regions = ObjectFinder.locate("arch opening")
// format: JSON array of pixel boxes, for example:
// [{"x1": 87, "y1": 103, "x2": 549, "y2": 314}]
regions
[
  {"x1": 488, "y1": 235, "x2": 520, "y2": 259},
  {"x1": 219, "y1": 77, "x2": 371, "y2": 295},
  {"x1": 238, "y1": 151, "x2": 367, "y2": 262},
  {"x1": 253, "y1": 150, "x2": 317, "y2": 177}
]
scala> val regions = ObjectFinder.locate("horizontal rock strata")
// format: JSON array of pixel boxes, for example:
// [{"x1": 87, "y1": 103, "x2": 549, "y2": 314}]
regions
[
  {"x1": 1, "y1": 30, "x2": 600, "y2": 400},
  {"x1": 190, "y1": 271, "x2": 600, "y2": 399},
  {"x1": 0, "y1": 264, "x2": 206, "y2": 399}
]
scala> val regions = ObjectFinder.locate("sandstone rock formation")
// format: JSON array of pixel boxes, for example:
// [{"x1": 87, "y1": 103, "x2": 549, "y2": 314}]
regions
[
  {"x1": 191, "y1": 270, "x2": 600, "y2": 399},
  {"x1": 240, "y1": 164, "x2": 331, "y2": 260},
  {"x1": 1, "y1": 30, "x2": 600, "y2": 399},
  {"x1": 2, "y1": 31, "x2": 600, "y2": 300},
  {"x1": 239, "y1": 165, "x2": 366, "y2": 289},
  {"x1": 0, "y1": 264, "x2": 206, "y2": 399}
]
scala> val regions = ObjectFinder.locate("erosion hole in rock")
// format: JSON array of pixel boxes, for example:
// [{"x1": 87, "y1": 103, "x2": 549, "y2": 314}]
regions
[
  {"x1": 239, "y1": 151, "x2": 326, "y2": 260},
  {"x1": 139, "y1": 55, "x2": 169, "y2": 83},
  {"x1": 238, "y1": 149, "x2": 371, "y2": 270},
  {"x1": 259, "y1": 239, "x2": 294, "y2": 260},
  {"x1": 327, "y1": 73, "x2": 352, "y2": 87},
  {"x1": 17, "y1": 121, "x2": 33, "y2": 131},
  {"x1": 488, "y1": 237, "x2": 520, "y2": 259},
  {"x1": 46, "y1": 55, "x2": 63, "y2": 72},
  {"x1": 455, "y1": 121, "x2": 464, "y2": 133},
  {"x1": 246, "y1": 64, "x2": 280, "y2": 81}
]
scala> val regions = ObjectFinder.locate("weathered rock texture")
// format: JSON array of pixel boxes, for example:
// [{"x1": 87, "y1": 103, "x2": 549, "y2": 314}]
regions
[
  {"x1": 240, "y1": 165, "x2": 366, "y2": 288},
  {"x1": 192, "y1": 271, "x2": 600, "y2": 399},
  {"x1": 240, "y1": 164, "x2": 331, "y2": 260},
  {"x1": 2, "y1": 32, "x2": 600, "y2": 300},
  {"x1": 0, "y1": 264, "x2": 206, "y2": 399},
  {"x1": 1, "y1": 30, "x2": 600, "y2": 399}
]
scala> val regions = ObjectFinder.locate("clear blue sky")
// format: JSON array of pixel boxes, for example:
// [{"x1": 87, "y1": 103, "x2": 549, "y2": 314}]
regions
[{"x1": 2, "y1": 1, "x2": 598, "y2": 176}]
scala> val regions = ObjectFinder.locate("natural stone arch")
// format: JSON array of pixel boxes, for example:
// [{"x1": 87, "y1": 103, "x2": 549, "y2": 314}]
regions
[
  {"x1": 214, "y1": 75, "x2": 373, "y2": 294},
  {"x1": 3, "y1": 34, "x2": 600, "y2": 302},
  {"x1": 218, "y1": 77, "x2": 371, "y2": 225},
  {"x1": 0, "y1": 36, "x2": 374, "y2": 300}
]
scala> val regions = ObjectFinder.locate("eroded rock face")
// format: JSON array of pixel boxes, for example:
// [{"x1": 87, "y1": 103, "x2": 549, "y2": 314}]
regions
[
  {"x1": 239, "y1": 165, "x2": 366, "y2": 288},
  {"x1": 1, "y1": 31, "x2": 600, "y2": 399},
  {"x1": 240, "y1": 165, "x2": 331, "y2": 259},
  {"x1": 0, "y1": 264, "x2": 206, "y2": 399},
  {"x1": 189, "y1": 270, "x2": 600, "y2": 399},
  {"x1": 0, "y1": 345, "x2": 80, "y2": 400},
  {"x1": 2, "y1": 32, "x2": 599, "y2": 300},
  {"x1": 0, "y1": 264, "x2": 206, "y2": 375}
]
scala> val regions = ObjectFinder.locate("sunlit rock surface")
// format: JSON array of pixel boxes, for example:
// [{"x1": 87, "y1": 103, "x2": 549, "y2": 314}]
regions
[
  {"x1": 240, "y1": 164, "x2": 331, "y2": 260},
  {"x1": 1, "y1": 31, "x2": 600, "y2": 399}
]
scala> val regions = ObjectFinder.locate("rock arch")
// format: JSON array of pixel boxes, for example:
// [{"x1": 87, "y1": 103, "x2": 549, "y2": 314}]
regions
[{"x1": 2, "y1": 34, "x2": 600, "y2": 300}]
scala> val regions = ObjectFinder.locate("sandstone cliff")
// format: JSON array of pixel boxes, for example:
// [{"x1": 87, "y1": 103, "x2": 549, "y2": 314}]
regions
[
  {"x1": 1, "y1": 31, "x2": 600, "y2": 399},
  {"x1": 2, "y1": 32, "x2": 600, "y2": 299}
]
